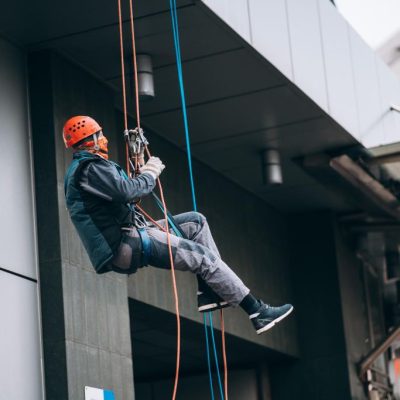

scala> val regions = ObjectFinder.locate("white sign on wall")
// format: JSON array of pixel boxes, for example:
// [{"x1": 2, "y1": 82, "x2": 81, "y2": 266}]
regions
[{"x1": 85, "y1": 386, "x2": 115, "y2": 400}]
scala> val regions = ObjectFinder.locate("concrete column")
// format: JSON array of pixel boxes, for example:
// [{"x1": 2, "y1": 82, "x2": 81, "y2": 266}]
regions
[{"x1": 29, "y1": 51, "x2": 134, "y2": 400}]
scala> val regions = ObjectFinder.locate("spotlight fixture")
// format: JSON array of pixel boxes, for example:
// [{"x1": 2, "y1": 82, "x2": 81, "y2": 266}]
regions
[
  {"x1": 261, "y1": 149, "x2": 283, "y2": 185},
  {"x1": 137, "y1": 54, "x2": 155, "y2": 100}
]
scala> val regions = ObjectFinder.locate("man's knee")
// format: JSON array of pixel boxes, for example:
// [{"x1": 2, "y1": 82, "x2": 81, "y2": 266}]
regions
[
  {"x1": 178, "y1": 211, "x2": 206, "y2": 225},
  {"x1": 193, "y1": 211, "x2": 207, "y2": 225}
]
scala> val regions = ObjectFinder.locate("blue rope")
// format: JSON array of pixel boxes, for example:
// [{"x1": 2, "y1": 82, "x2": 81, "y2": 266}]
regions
[
  {"x1": 153, "y1": 195, "x2": 217, "y2": 398},
  {"x1": 209, "y1": 313, "x2": 225, "y2": 400},
  {"x1": 203, "y1": 313, "x2": 215, "y2": 400},
  {"x1": 169, "y1": 0, "x2": 197, "y2": 212},
  {"x1": 169, "y1": 2, "x2": 224, "y2": 399}
]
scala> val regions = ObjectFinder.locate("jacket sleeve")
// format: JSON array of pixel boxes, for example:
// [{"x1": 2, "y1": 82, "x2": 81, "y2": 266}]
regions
[{"x1": 79, "y1": 160, "x2": 156, "y2": 203}]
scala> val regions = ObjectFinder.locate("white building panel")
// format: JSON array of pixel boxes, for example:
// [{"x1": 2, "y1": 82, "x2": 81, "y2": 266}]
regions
[
  {"x1": 0, "y1": 38, "x2": 37, "y2": 279},
  {"x1": 348, "y1": 29, "x2": 384, "y2": 149},
  {"x1": 286, "y1": 0, "x2": 328, "y2": 111},
  {"x1": 201, "y1": 0, "x2": 400, "y2": 150},
  {"x1": 0, "y1": 271, "x2": 43, "y2": 400},
  {"x1": 375, "y1": 57, "x2": 400, "y2": 147},
  {"x1": 247, "y1": 0, "x2": 293, "y2": 80},
  {"x1": 318, "y1": 0, "x2": 359, "y2": 139},
  {"x1": 201, "y1": 0, "x2": 251, "y2": 43}
]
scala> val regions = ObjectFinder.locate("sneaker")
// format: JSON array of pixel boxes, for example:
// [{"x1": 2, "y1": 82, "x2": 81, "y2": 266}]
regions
[
  {"x1": 250, "y1": 301, "x2": 293, "y2": 334},
  {"x1": 197, "y1": 290, "x2": 229, "y2": 313}
]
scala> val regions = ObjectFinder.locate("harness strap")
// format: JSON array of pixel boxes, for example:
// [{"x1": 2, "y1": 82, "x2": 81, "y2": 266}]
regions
[{"x1": 137, "y1": 227, "x2": 151, "y2": 266}]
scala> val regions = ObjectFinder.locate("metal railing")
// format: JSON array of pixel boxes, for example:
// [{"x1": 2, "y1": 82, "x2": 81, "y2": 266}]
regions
[
  {"x1": 359, "y1": 326, "x2": 400, "y2": 399},
  {"x1": 359, "y1": 325, "x2": 400, "y2": 379}
]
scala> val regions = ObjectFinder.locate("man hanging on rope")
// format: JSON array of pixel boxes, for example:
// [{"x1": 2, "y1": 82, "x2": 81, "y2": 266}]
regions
[{"x1": 63, "y1": 116, "x2": 293, "y2": 335}]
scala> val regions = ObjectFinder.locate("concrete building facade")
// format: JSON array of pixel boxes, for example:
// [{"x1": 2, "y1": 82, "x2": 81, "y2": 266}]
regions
[{"x1": 1, "y1": 0, "x2": 400, "y2": 399}]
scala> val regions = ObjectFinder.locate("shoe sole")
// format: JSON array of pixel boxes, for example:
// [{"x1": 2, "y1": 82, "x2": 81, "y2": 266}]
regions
[
  {"x1": 256, "y1": 306, "x2": 294, "y2": 335},
  {"x1": 198, "y1": 301, "x2": 229, "y2": 313}
]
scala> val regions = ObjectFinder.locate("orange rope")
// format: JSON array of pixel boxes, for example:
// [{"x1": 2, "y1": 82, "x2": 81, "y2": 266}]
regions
[
  {"x1": 128, "y1": 0, "x2": 141, "y2": 130},
  {"x1": 221, "y1": 309, "x2": 228, "y2": 400},
  {"x1": 156, "y1": 179, "x2": 181, "y2": 400},
  {"x1": 144, "y1": 146, "x2": 181, "y2": 400},
  {"x1": 116, "y1": 0, "x2": 130, "y2": 176},
  {"x1": 117, "y1": 2, "x2": 181, "y2": 398}
]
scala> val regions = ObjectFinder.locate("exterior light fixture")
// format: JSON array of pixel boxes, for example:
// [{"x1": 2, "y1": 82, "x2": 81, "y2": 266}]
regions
[
  {"x1": 261, "y1": 149, "x2": 283, "y2": 185},
  {"x1": 137, "y1": 54, "x2": 155, "y2": 100}
]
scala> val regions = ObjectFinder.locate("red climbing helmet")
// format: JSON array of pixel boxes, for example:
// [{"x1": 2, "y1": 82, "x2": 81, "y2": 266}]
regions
[{"x1": 62, "y1": 116, "x2": 102, "y2": 148}]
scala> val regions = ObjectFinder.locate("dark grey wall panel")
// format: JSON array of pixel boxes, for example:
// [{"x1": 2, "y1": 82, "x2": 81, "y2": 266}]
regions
[
  {"x1": 136, "y1": 369, "x2": 260, "y2": 400},
  {"x1": 51, "y1": 53, "x2": 135, "y2": 400},
  {"x1": 334, "y1": 223, "x2": 371, "y2": 400},
  {"x1": 143, "y1": 86, "x2": 320, "y2": 148},
  {"x1": 30, "y1": 51, "x2": 135, "y2": 400},
  {"x1": 270, "y1": 213, "x2": 352, "y2": 400},
  {"x1": 135, "y1": 49, "x2": 284, "y2": 117}
]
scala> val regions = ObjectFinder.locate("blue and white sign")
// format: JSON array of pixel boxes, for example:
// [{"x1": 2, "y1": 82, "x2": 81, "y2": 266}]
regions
[{"x1": 85, "y1": 386, "x2": 115, "y2": 400}]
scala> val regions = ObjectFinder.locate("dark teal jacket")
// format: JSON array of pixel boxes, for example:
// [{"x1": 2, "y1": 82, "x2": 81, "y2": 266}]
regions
[{"x1": 64, "y1": 151, "x2": 156, "y2": 273}]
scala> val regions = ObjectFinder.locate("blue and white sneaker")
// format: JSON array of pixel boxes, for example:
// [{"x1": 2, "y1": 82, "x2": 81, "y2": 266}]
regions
[
  {"x1": 250, "y1": 301, "x2": 293, "y2": 334},
  {"x1": 197, "y1": 290, "x2": 229, "y2": 312}
]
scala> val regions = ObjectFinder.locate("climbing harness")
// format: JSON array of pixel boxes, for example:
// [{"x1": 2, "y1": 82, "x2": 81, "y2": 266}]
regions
[
  {"x1": 137, "y1": 227, "x2": 151, "y2": 266},
  {"x1": 168, "y1": 1, "x2": 229, "y2": 399}
]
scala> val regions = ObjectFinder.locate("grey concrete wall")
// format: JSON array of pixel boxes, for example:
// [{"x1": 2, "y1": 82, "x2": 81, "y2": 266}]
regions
[
  {"x1": 0, "y1": 38, "x2": 43, "y2": 400},
  {"x1": 135, "y1": 368, "x2": 267, "y2": 400},
  {"x1": 270, "y1": 212, "x2": 352, "y2": 400},
  {"x1": 29, "y1": 51, "x2": 134, "y2": 400},
  {"x1": 125, "y1": 118, "x2": 298, "y2": 356},
  {"x1": 334, "y1": 224, "x2": 370, "y2": 400},
  {"x1": 200, "y1": 0, "x2": 400, "y2": 150}
]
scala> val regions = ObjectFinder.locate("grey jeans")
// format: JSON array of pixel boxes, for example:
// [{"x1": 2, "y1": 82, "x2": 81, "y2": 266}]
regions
[{"x1": 111, "y1": 211, "x2": 249, "y2": 306}]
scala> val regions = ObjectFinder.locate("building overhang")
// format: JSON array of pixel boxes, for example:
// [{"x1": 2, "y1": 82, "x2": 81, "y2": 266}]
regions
[{"x1": 0, "y1": 0, "x2": 381, "y2": 214}]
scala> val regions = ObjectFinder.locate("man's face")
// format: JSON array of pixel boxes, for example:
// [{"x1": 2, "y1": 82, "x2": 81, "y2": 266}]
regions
[{"x1": 97, "y1": 131, "x2": 109, "y2": 157}]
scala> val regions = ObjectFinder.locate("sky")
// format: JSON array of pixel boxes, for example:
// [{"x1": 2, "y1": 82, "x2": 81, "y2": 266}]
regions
[{"x1": 335, "y1": 0, "x2": 400, "y2": 49}]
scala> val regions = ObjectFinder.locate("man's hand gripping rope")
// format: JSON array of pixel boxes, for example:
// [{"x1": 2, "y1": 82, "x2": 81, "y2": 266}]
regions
[{"x1": 124, "y1": 127, "x2": 165, "y2": 181}]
